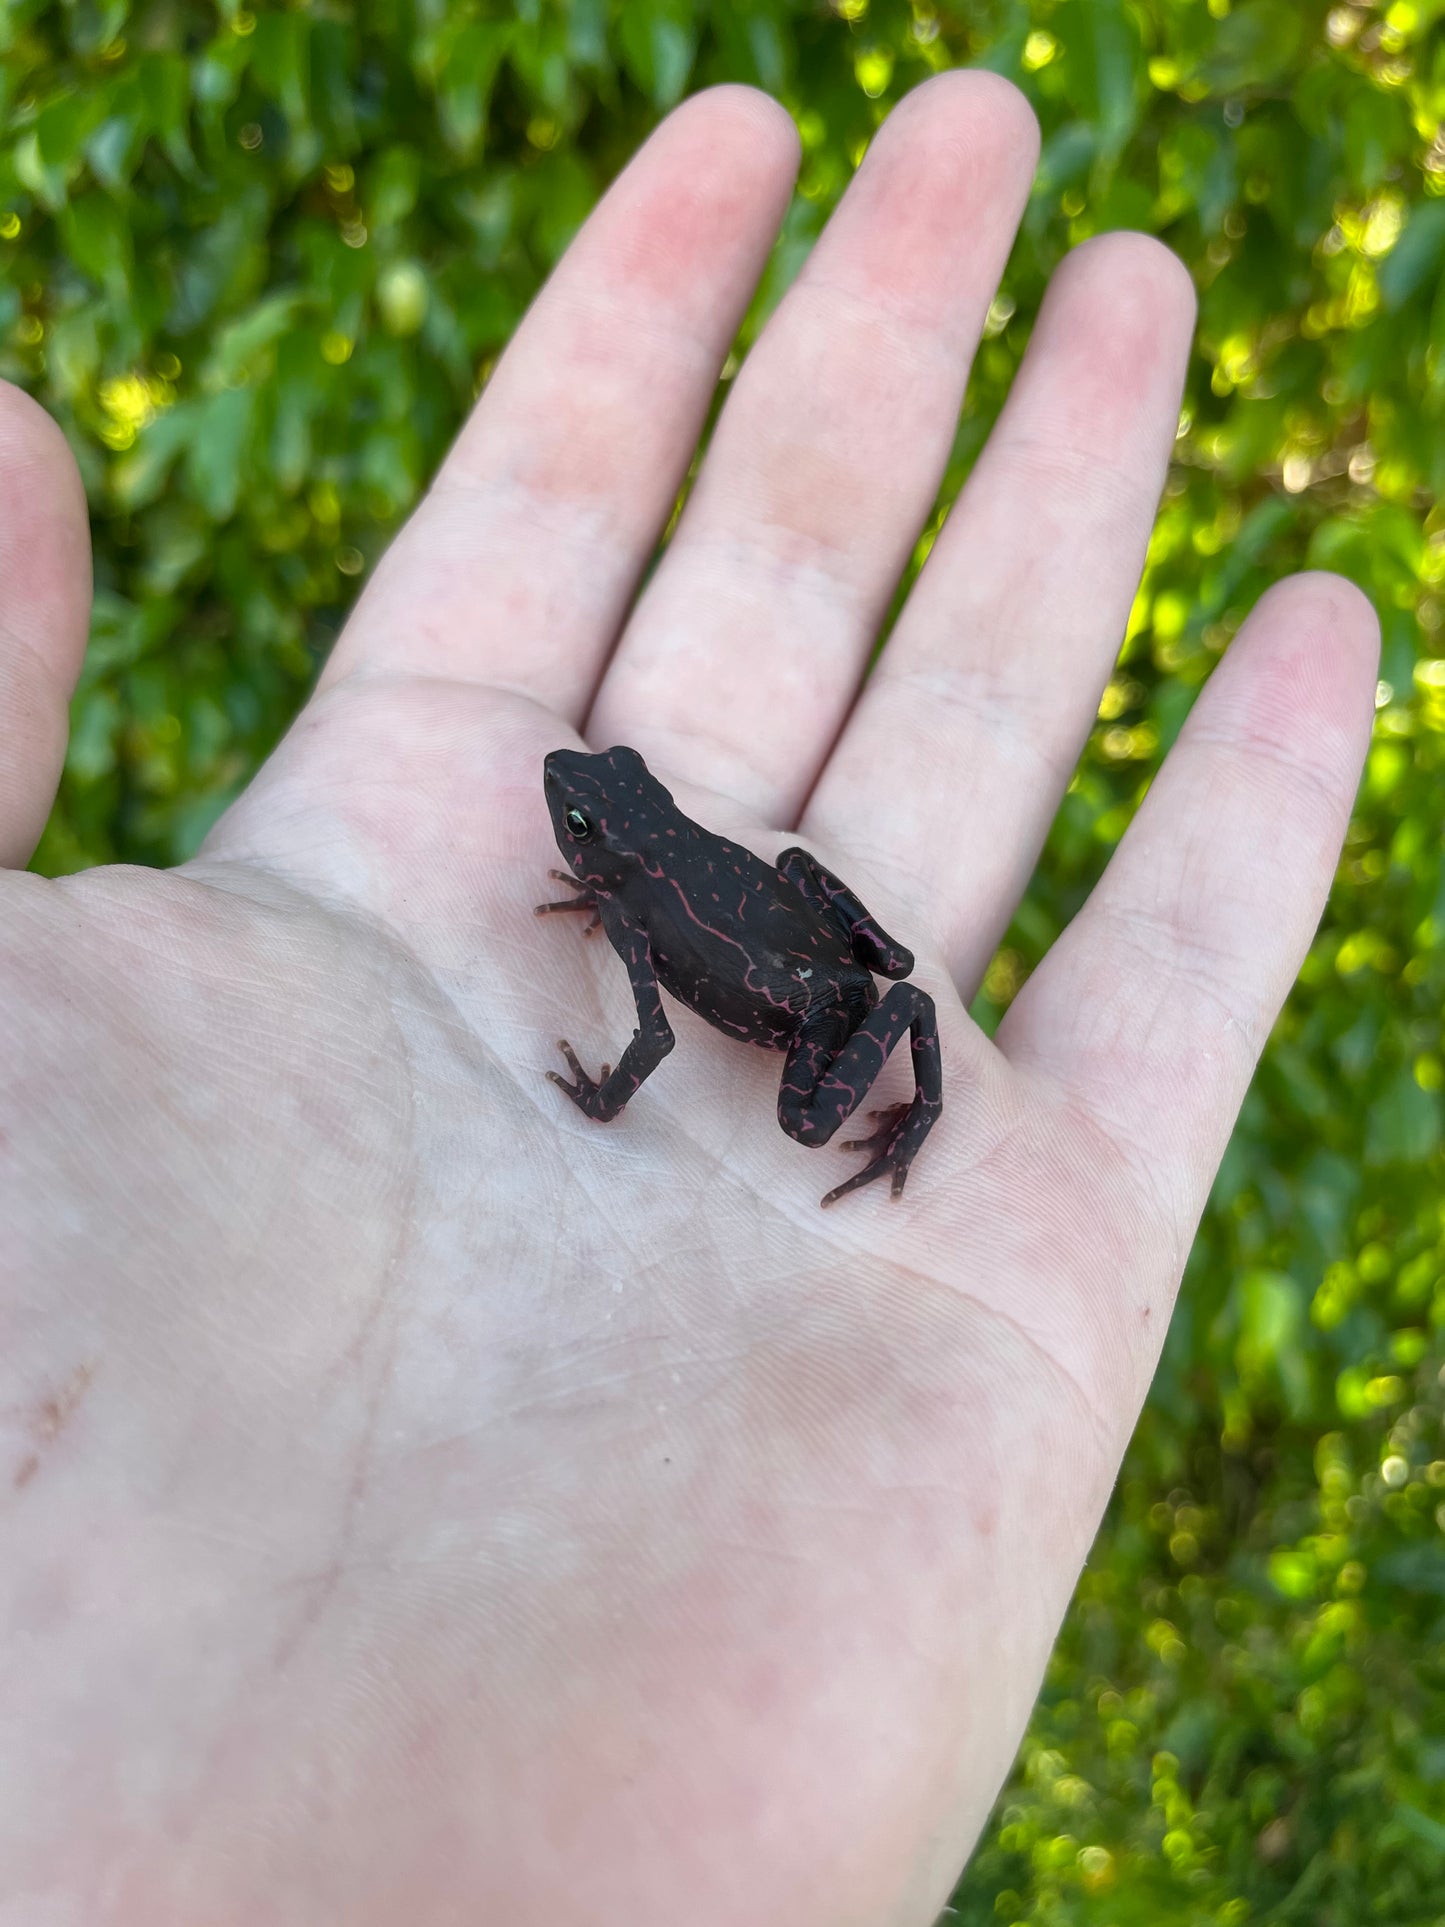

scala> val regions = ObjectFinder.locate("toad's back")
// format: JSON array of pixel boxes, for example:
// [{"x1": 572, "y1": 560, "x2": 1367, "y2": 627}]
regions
[{"x1": 609, "y1": 827, "x2": 872, "y2": 1050}]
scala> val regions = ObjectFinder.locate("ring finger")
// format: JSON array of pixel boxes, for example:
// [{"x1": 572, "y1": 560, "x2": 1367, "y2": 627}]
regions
[{"x1": 803, "y1": 228, "x2": 1197, "y2": 989}]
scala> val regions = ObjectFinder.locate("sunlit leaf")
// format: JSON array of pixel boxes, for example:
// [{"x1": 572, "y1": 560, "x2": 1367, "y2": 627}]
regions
[{"x1": 1380, "y1": 198, "x2": 1445, "y2": 312}]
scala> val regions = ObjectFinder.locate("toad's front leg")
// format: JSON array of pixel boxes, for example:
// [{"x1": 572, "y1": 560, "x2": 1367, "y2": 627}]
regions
[
  {"x1": 533, "y1": 869, "x2": 602, "y2": 934},
  {"x1": 776, "y1": 988, "x2": 942, "y2": 1205},
  {"x1": 548, "y1": 923, "x2": 674, "y2": 1123}
]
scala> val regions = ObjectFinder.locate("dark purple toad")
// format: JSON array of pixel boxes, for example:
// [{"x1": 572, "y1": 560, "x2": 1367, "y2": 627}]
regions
[{"x1": 536, "y1": 745, "x2": 941, "y2": 1207}]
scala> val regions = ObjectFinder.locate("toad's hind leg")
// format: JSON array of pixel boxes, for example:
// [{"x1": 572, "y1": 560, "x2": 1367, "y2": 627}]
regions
[
  {"x1": 775, "y1": 847, "x2": 913, "y2": 978},
  {"x1": 776, "y1": 988, "x2": 942, "y2": 1206}
]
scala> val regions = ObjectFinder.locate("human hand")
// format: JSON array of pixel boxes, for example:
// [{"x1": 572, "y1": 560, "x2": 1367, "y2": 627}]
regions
[{"x1": 0, "y1": 75, "x2": 1376, "y2": 1925}]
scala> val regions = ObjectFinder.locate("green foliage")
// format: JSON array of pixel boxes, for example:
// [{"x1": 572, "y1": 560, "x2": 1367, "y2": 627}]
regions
[{"x1": 5, "y1": 0, "x2": 1445, "y2": 1916}]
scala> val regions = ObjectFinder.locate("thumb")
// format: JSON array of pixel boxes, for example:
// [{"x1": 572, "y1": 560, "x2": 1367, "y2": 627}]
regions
[{"x1": 0, "y1": 383, "x2": 92, "y2": 870}]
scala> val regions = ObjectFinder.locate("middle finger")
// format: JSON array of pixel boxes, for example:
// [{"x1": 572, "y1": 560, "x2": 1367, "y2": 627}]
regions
[{"x1": 587, "y1": 71, "x2": 1039, "y2": 821}]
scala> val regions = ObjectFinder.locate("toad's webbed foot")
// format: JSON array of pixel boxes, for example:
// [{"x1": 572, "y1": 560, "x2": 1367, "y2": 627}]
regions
[
  {"x1": 837, "y1": 1103, "x2": 911, "y2": 1155},
  {"x1": 823, "y1": 1100, "x2": 934, "y2": 1207},
  {"x1": 778, "y1": 982, "x2": 942, "y2": 1207}
]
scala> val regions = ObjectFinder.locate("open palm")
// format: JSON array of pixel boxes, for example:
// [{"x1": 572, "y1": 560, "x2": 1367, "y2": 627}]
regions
[{"x1": 1, "y1": 76, "x2": 1375, "y2": 1926}]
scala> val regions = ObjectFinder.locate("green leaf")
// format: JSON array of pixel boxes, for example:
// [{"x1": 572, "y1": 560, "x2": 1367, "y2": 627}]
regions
[
  {"x1": 48, "y1": 308, "x2": 100, "y2": 397},
  {"x1": 12, "y1": 128, "x2": 71, "y2": 212},
  {"x1": 745, "y1": 13, "x2": 787, "y2": 93},
  {"x1": 618, "y1": 0, "x2": 697, "y2": 109},
  {"x1": 141, "y1": 52, "x2": 196, "y2": 177},
  {"x1": 66, "y1": 685, "x2": 121, "y2": 784},
  {"x1": 86, "y1": 111, "x2": 148, "y2": 192},
  {"x1": 268, "y1": 332, "x2": 322, "y2": 495},
  {"x1": 1066, "y1": 0, "x2": 1141, "y2": 167},
  {"x1": 365, "y1": 146, "x2": 421, "y2": 229},
  {"x1": 183, "y1": 387, "x2": 255, "y2": 522},
  {"x1": 972, "y1": 19, "x2": 1029, "y2": 79},
  {"x1": 113, "y1": 403, "x2": 199, "y2": 511},
  {"x1": 206, "y1": 292, "x2": 307, "y2": 388},
  {"x1": 1344, "y1": 86, "x2": 1410, "y2": 191},
  {"x1": 529, "y1": 149, "x2": 597, "y2": 266},
  {"x1": 1201, "y1": 0, "x2": 1303, "y2": 93},
  {"x1": 1397, "y1": 1805, "x2": 1445, "y2": 1855},
  {"x1": 1365, "y1": 1067, "x2": 1443, "y2": 1167},
  {"x1": 35, "y1": 91, "x2": 105, "y2": 170},
  {"x1": 59, "y1": 193, "x2": 133, "y2": 291},
  {"x1": 1379, "y1": 199, "x2": 1445, "y2": 312},
  {"x1": 1236, "y1": 1269, "x2": 1311, "y2": 1413},
  {"x1": 1034, "y1": 121, "x2": 1096, "y2": 201},
  {"x1": 435, "y1": 22, "x2": 508, "y2": 156},
  {"x1": 249, "y1": 11, "x2": 312, "y2": 129},
  {"x1": 1375, "y1": 1544, "x2": 1445, "y2": 1598},
  {"x1": 567, "y1": 0, "x2": 608, "y2": 66},
  {"x1": 311, "y1": 19, "x2": 360, "y2": 152}
]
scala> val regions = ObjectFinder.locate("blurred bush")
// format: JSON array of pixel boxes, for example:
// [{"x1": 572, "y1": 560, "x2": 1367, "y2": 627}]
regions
[{"x1": 4, "y1": 0, "x2": 1445, "y2": 1917}]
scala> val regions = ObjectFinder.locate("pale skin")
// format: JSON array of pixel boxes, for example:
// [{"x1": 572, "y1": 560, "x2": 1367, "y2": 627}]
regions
[{"x1": 0, "y1": 73, "x2": 1377, "y2": 1927}]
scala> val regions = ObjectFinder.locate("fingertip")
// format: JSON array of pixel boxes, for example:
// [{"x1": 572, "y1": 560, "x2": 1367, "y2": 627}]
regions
[
  {"x1": 1240, "y1": 570, "x2": 1382, "y2": 745},
  {"x1": 795, "y1": 65, "x2": 1038, "y2": 351},
  {"x1": 0, "y1": 382, "x2": 92, "y2": 868},
  {"x1": 645, "y1": 85, "x2": 801, "y2": 216},
  {"x1": 1254, "y1": 568, "x2": 1381, "y2": 671},
  {"x1": 0, "y1": 380, "x2": 92, "y2": 649},
  {"x1": 1055, "y1": 229, "x2": 1197, "y2": 336},
  {"x1": 0, "y1": 376, "x2": 86, "y2": 489},
  {"x1": 972, "y1": 66, "x2": 1044, "y2": 167},
  {"x1": 1020, "y1": 231, "x2": 1196, "y2": 443},
  {"x1": 579, "y1": 83, "x2": 800, "y2": 310},
  {"x1": 675, "y1": 83, "x2": 802, "y2": 175},
  {"x1": 898, "y1": 66, "x2": 1041, "y2": 163},
  {"x1": 1168, "y1": 570, "x2": 1380, "y2": 836},
  {"x1": 874, "y1": 67, "x2": 1042, "y2": 198}
]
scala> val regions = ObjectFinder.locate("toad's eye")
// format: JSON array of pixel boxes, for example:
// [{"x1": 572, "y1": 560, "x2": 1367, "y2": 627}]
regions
[{"x1": 565, "y1": 807, "x2": 594, "y2": 841}]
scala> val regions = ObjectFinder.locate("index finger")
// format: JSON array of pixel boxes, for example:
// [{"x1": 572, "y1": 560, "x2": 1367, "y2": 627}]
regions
[{"x1": 322, "y1": 87, "x2": 799, "y2": 722}]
